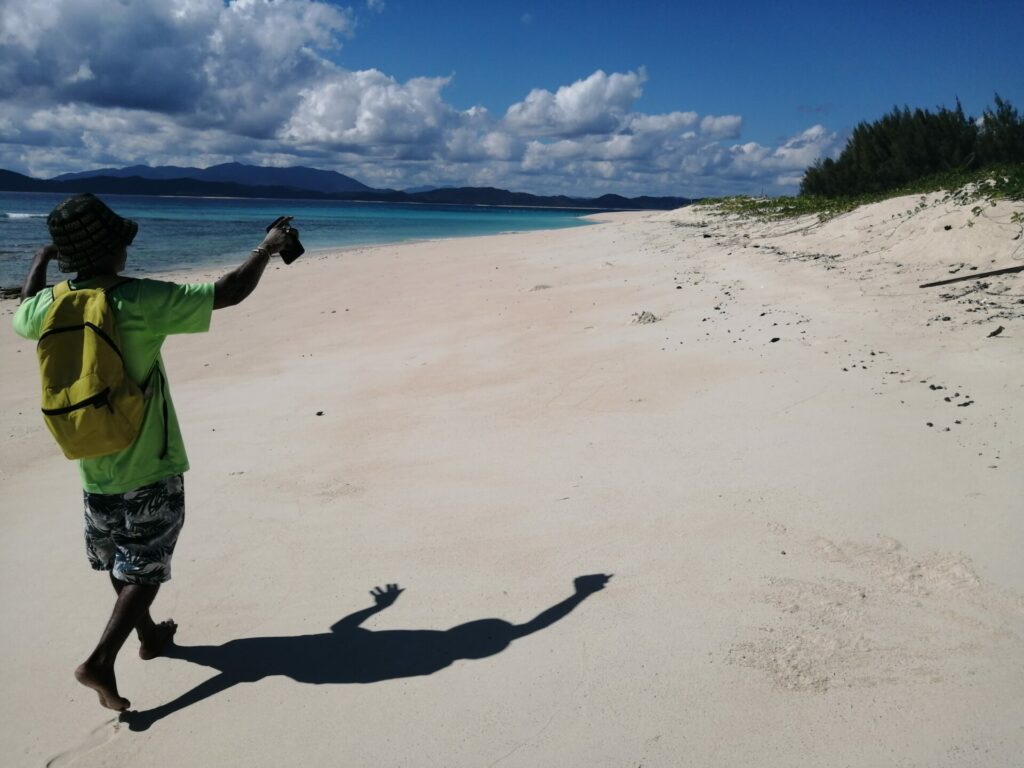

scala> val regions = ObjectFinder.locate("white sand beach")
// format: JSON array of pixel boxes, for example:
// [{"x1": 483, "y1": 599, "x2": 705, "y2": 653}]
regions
[{"x1": 2, "y1": 191, "x2": 1022, "y2": 767}]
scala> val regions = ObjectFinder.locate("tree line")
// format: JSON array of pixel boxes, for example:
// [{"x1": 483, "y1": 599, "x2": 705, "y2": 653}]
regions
[{"x1": 800, "y1": 95, "x2": 1024, "y2": 197}]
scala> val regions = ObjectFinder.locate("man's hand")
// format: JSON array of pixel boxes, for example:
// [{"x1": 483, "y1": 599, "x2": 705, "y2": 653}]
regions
[
  {"x1": 36, "y1": 243, "x2": 59, "y2": 262},
  {"x1": 573, "y1": 574, "x2": 612, "y2": 595},
  {"x1": 257, "y1": 216, "x2": 295, "y2": 256},
  {"x1": 20, "y1": 244, "x2": 59, "y2": 301},
  {"x1": 213, "y1": 219, "x2": 293, "y2": 310},
  {"x1": 370, "y1": 584, "x2": 403, "y2": 608},
  {"x1": 257, "y1": 226, "x2": 291, "y2": 257}
]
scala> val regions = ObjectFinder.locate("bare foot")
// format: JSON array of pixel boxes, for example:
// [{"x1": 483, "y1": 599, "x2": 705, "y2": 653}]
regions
[
  {"x1": 139, "y1": 620, "x2": 177, "y2": 660},
  {"x1": 74, "y1": 662, "x2": 130, "y2": 711}
]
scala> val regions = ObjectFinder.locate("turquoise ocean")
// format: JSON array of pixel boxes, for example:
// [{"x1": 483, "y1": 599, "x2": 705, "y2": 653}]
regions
[{"x1": 0, "y1": 192, "x2": 595, "y2": 289}]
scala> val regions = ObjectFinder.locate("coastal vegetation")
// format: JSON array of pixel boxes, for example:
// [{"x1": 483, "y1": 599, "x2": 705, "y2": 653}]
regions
[
  {"x1": 703, "y1": 164, "x2": 1023, "y2": 221},
  {"x1": 801, "y1": 95, "x2": 1024, "y2": 197},
  {"x1": 701, "y1": 96, "x2": 1024, "y2": 221}
]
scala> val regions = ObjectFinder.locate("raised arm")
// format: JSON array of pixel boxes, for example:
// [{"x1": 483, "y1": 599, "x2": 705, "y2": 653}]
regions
[
  {"x1": 20, "y1": 245, "x2": 58, "y2": 302},
  {"x1": 330, "y1": 584, "x2": 404, "y2": 633},
  {"x1": 213, "y1": 226, "x2": 291, "y2": 310},
  {"x1": 512, "y1": 574, "x2": 611, "y2": 638}
]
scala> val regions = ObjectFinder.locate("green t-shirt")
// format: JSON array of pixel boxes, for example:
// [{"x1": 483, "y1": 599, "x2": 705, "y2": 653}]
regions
[{"x1": 13, "y1": 277, "x2": 214, "y2": 494}]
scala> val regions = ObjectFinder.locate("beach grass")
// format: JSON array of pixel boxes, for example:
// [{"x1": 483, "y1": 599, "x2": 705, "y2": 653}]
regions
[{"x1": 697, "y1": 163, "x2": 1024, "y2": 222}]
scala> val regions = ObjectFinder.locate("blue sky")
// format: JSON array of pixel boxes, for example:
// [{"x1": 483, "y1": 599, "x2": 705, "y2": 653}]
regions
[
  {"x1": 340, "y1": 1, "x2": 1022, "y2": 143},
  {"x1": 1, "y1": 0, "x2": 1021, "y2": 196}
]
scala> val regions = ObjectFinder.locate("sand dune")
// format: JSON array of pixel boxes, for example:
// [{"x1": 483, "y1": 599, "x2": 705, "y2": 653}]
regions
[{"x1": 2, "y1": 189, "x2": 1022, "y2": 767}]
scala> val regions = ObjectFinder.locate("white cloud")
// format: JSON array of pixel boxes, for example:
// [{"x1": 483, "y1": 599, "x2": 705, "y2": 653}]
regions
[
  {"x1": 700, "y1": 114, "x2": 743, "y2": 139},
  {"x1": 627, "y1": 112, "x2": 699, "y2": 134},
  {"x1": 718, "y1": 125, "x2": 842, "y2": 184},
  {"x1": 367, "y1": 0, "x2": 386, "y2": 12},
  {"x1": 65, "y1": 62, "x2": 94, "y2": 84},
  {"x1": 775, "y1": 174, "x2": 805, "y2": 187},
  {"x1": 0, "y1": 1, "x2": 845, "y2": 196},
  {"x1": 282, "y1": 70, "x2": 457, "y2": 152},
  {"x1": 770, "y1": 124, "x2": 837, "y2": 166},
  {"x1": 504, "y1": 69, "x2": 646, "y2": 137},
  {"x1": 0, "y1": 0, "x2": 352, "y2": 133},
  {"x1": 446, "y1": 126, "x2": 519, "y2": 163}
]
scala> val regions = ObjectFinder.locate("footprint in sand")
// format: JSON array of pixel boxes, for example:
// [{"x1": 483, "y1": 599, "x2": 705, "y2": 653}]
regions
[
  {"x1": 728, "y1": 534, "x2": 1022, "y2": 692},
  {"x1": 46, "y1": 717, "x2": 121, "y2": 767}
]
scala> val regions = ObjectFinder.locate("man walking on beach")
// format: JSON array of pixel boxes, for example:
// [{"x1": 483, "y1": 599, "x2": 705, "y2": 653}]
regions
[{"x1": 12, "y1": 193, "x2": 292, "y2": 711}]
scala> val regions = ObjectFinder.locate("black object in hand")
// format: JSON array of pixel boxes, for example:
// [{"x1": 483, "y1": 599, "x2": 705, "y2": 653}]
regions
[{"x1": 266, "y1": 216, "x2": 305, "y2": 264}]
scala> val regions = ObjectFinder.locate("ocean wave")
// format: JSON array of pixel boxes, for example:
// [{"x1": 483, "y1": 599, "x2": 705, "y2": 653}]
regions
[{"x1": 4, "y1": 212, "x2": 47, "y2": 219}]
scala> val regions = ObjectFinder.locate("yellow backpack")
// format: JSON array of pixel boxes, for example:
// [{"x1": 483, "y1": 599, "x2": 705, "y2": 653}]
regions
[{"x1": 37, "y1": 278, "x2": 145, "y2": 459}]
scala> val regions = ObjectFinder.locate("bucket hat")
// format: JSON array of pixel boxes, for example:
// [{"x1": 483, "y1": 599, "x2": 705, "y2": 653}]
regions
[{"x1": 46, "y1": 193, "x2": 138, "y2": 273}]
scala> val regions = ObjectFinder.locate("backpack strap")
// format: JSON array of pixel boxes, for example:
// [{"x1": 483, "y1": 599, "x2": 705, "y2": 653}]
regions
[
  {"x1": 100, "y1": 277, "x2": 135, "y2": 294},
  {"x1": 66, "y1": 276, "x2": 135, "y2": 294},
  {"x1": 51, "y1": 280, "x2": 73, "y2": 301}
]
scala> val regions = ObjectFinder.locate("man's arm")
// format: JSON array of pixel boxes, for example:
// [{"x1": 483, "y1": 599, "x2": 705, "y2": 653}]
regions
[
  {"x1": 510, "y1": 574, "x2": 611, "y2": 639},
  {"x1": 330, "y1": 584, "x2": 404, "y2": 633},
  {"x1": 213, "y1": 227, "x2": 290, "y2": 310},
  {"x1": 21, "y1": 245, "x2": 58, "y2": 302},
  {"x1": 213, "y1": 247, "x2": 270, "y2": 310}
]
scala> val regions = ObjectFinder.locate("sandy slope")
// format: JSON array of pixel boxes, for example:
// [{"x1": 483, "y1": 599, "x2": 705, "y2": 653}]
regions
[{"x1": 1, "y1": 190, "x2": 1022, "y2": 767}]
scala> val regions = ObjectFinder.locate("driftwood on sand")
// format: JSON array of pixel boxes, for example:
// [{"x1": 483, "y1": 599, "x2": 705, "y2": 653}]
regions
[{"x1": 919, "y1": 264, "x2": 1024, "y2": 288}]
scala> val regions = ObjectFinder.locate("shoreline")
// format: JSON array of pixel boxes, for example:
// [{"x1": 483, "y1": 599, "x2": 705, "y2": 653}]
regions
[
  {"x1": 0, "y1": 219, "x2": 601, "y2": 295},
  {"x1": 2, "y1": 190, "x2": 679, "y2": 215},
  {"x1": 0, "y1": 199, "x2": 601, "y2": 290},
  {"x1": 2, "y1": 195, "x2": 1022, "y2": 766}
]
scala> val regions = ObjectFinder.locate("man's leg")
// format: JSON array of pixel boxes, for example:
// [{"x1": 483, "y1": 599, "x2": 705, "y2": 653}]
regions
[
  {"x1": 109, "y1": 573, "x2": 177, "y2": 660},
  {"x1": 77, "y1": 475, "x2": 186, "y2": 709},
  {"x1": 75, "y1": 583, "x2": 160, "y2": 711}
]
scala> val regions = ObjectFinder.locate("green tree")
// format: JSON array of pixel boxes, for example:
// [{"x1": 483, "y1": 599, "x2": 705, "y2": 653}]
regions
[
  {"x1": 800, "y1": 96, "x2": 1022, "y2": 197},
  {"x1": 978, "y1": 95, "x2": 1024, "y2": 165}
]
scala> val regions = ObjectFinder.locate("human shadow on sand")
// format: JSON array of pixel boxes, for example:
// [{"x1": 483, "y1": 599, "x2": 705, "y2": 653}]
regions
[{"x1": 122, "y1": 574, "x2": 611, "y2": 730}]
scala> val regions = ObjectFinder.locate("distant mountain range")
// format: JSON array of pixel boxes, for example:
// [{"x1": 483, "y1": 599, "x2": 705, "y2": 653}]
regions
[
  {"x1": 1, "y1": 164, "x2": 692, "y2": 210},
  {"x1": 52, "y1": 162, "x2": 373, "y2": 194}
]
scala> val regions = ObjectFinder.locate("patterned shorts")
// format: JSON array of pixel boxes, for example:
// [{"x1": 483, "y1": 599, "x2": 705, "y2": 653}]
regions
[{"x1": 83, "y1": 475, "x2": 185, "y2": 585}]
